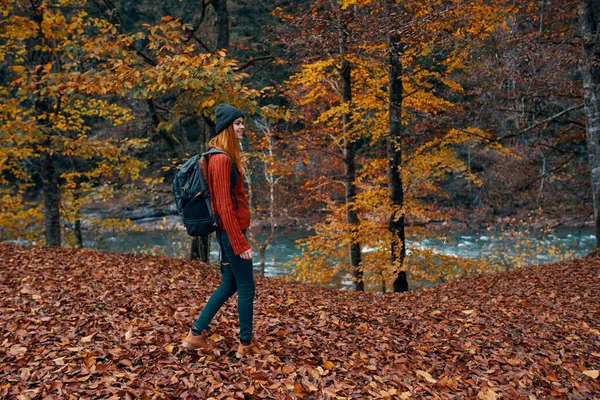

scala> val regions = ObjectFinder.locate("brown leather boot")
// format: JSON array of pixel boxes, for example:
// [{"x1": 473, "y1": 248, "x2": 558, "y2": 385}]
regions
[
  {"x1": 236, "y1": 341, "x2": 261, "y2": 358},
  {"x1": 181, "y1": 330, "x2": 211, "y2": 352}
]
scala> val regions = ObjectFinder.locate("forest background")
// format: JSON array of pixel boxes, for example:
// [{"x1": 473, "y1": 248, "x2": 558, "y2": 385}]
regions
[{"x1": 1, "y1": 0, "x2": 599, "y2": 293}]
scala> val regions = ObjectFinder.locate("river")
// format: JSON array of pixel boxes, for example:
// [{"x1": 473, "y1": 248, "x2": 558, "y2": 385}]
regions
[{"x1": 85, "y1": 225, "x2": 596, "y2": 282}]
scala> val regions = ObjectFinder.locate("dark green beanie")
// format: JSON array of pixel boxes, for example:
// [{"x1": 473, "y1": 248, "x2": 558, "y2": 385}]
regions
[{"x1": 214, "y1": 104, "x2": 244, "y2": 137}]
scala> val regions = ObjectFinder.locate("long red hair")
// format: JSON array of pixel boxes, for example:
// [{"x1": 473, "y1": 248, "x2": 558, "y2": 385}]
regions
[{"x1": 208, "y1": 124, "x2": 243, "y2": 173}]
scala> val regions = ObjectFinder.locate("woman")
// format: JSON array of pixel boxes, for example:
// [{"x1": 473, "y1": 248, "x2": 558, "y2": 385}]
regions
[{"x1": 182, "y1": 104, "x2": 257, "y2": 357}]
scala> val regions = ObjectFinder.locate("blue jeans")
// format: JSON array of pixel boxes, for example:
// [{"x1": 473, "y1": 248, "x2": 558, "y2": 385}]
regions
[{"x1": 192, "y1": 229, "x2": 255, "y2": 344}]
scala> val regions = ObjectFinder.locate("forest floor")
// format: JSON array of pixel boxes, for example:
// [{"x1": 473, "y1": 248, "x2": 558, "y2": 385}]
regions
[{"x1": 1, "y1": 244, "x2": 599, "y2": 399}]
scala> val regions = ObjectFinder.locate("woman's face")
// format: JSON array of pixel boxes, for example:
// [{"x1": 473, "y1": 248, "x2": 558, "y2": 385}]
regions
[{"x1": 233, "y1": 117, "x2": 245, "y2": 140}]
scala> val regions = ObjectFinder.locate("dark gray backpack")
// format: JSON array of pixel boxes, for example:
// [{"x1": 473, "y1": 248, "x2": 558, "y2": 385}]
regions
[{"x1": 172, "y1": 149, "x2": 238, "y2": 236}]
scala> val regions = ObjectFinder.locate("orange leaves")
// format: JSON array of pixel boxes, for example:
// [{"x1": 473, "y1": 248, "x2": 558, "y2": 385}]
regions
[
  {"x1": 40, "y1": 8, "x2": 67, "y2": 41},
  {"x1": 1, "y1": 243, "x2": 600, "y2": 397},
  {"x1": 1, "y1": 14, "x2": 39, "y2": 42}
]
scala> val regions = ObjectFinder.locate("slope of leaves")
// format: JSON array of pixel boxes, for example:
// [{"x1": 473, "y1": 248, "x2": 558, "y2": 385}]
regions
[{"x1": 1, "y1": 243, "x2": 599, "y2": 399}]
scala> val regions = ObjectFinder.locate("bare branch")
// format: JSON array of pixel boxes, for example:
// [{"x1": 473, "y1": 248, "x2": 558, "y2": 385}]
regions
[
  {"x1": 325, "y1": 132, "x2": 345, "y2": 153},
  {"x1": 498, "y1": 103, "x2": 584, "y2": 141},
  {"x1": 523, "y1": 154, "x2": 577, "y2": 189},
  {"x1": 235, "y1": 55, "x2": 275, "y2": 71}
]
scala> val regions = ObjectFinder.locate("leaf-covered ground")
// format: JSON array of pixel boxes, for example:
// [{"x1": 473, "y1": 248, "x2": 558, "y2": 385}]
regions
[{"x1": 1, "y1": 244, "x2": 599, "y2": 399}]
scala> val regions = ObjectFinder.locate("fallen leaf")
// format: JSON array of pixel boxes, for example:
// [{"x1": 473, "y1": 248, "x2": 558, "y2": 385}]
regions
[
  {"x1": 119, "y1": 359, "x2": 133, "y2": 367},
  {"x1": 478, "y1": 389, "x2": 499, "y2": 400},
  {"x1": 81, "y1": 332, "x2": 97, "y2": 343},
  {"x1": 8, "y1": 345, "x2": 27, "y2": 356},
  {"x1": 250, "y1": 372, "x2": 269, "y2": 381},
  {"x1": 416, "y1": 370, "x2": 437, "y2": 384},
  {"x1": 583, "y1": 370, "x2": 599, "y2": 380}
]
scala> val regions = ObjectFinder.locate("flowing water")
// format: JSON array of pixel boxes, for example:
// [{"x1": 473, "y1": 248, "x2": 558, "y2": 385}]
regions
[{"x1": 85, "y1": 225, "x2": 596, "y2": 282}]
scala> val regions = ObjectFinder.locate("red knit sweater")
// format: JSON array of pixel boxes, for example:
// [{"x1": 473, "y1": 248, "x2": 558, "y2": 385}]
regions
[{"x1": 208, "y1": 154, "x2": 251, "y2": 255}]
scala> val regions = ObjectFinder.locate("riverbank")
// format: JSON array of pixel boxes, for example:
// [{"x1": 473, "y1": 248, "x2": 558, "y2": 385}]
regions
[
  {"x1": 82, "y1": 202, "x2": 595, "y2": 234},
  {"x1": 1, "y1": 243, "x2": 598, "y2": 398}
]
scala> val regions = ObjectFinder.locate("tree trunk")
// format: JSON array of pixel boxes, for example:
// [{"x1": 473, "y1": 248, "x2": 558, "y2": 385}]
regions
[
  {"x1": 40, "y1": 151, "x2": 61, "y2": 246},
  {"x1": 259, "y1": 179, "x2": 275, "y2": 277},
  {"x1": 32, "y1": 37, "x2": 62, "y2": 247},
  {"x1": 581, "y1": 0, "x2": 600, "y2": 251},
  {"x1": 190, "y1": 0, "x2": 229, "y2": 261},
  {"x1": 261, "y1": 162, "x2": 275, "y2": 277},
  {"x1": 73, "y1": 189, "x2": 83, "y2": 248},
  {"x1": 147, "y1": 99, "x2": 180, "y2": 159},
  {"x1": 204, "y1": 116, "x2": 216, "y2": 142},
  {"x1": 341, "y1": 60, "x2": 363, "y2": 292},
  {"x1": 259, "y1": 241, "x2": 271, "y2": 276},
  {"x1": 211, "y1": 0, "x2": 230, "y2": 50},
  {"x1": 387, "y1": 26, "x2": 408, "y2": 293},
  {"x1": 190, "y1": 236, "x2": 210, "y2": 261},
  {"x1": 74, "y1": 219, "x2": 83, "y2": 248},
  {"x1": 253, "y1": 117, "x2": 280, "y2": 277}
]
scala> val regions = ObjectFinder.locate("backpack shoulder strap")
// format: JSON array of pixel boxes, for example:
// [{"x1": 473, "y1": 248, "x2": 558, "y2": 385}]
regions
[{"x1": 202, "y1": 148, "x2": 239, "y2": 209}]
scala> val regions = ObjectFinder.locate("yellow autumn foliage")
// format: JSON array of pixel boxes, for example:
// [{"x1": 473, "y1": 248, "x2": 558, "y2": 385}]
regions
[{"x1": 284, "y1": 0, "x2": 516, "y2": 290}]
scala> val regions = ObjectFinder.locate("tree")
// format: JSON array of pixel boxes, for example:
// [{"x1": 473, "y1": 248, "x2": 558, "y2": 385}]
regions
[
  {"x1": 248, "y1": 116, "x2": 290, "y2": 276},
  {"x1": 580, "y1": 0, "x2": 600, "y2": 252},
  {"x1": 191, "y1": 0, "x2": 230, "y2": 263},
  {"x1": 96, "y1": 0, "x2": 232, "y2": 263},
  {"x1": 96, "y1": 16, "x2": 284, "y2": 266},
  {"x1": 277, "y1": 0, "x2": 366, "y2": 290},
  {"x1": 385, "y1": 5, "x2": 408, "y2": 292},
  {"x1": 285, "y1": 0, "x2": 509, "y2": 291},
  {"x1": 465, "y1": 0, "x2": 586, "y2": 225},
  {"x1": 211, "y1": 0, "x2": 229, "y2": 50},
  {"x1": 0, "y1": 0, "x2": 149, "y2": 247}
]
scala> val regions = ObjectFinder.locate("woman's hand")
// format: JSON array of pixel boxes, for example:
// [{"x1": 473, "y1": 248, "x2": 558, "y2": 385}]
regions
[{"x1": 239, "y1": 249, "x2": 253, "y2": 260}]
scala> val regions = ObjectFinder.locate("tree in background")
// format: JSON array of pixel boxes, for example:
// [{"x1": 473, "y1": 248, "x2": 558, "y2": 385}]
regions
[
  {"x1": 283, "y1": 0, "x2": 510, "y2": 291},
  {"x1": 580, "y1": 0, "x2": 600, "y2": 252},
  {"x1": 246, "y1": 116, "x2": 291, "y2": 275},
  {"x1": 96, "y1": 0, "x2": 286, "y2": 263},
  {"x1": 191, "y1": 0, "x2": 231, "y2": 262},
  {"x1": 276, "y1": 0, "x2": 365, "y2": 290},
  {"x1": 0, "y1": 0, "x2": 281, "y2": 252},
  {"x1": 0, "y1": 0, "x2": 149, "y2": 246},
  {"x1": 465, "y1": 1, "x2": 586, "y2": 222}
]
